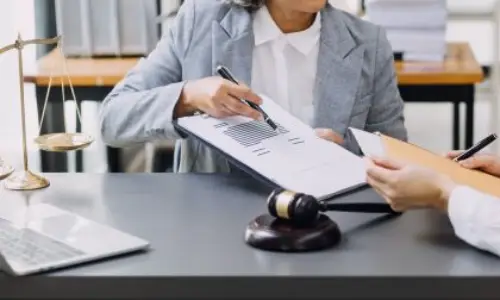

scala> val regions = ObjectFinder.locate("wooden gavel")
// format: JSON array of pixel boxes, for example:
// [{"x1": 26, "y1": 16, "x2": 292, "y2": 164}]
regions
[{"x1": 267, "y1": 188, "x2": 399, "y2": 226}]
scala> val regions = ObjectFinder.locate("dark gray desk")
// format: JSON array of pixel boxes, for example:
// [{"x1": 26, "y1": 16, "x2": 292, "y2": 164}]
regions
[{"x1": 1, "y1": 173, "x2": 499, "y2": 299}]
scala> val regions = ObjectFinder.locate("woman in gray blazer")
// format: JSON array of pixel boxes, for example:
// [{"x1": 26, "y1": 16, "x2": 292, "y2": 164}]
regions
[{"x1": 100, "y1": 0, "x2": 408, "y2": 173}]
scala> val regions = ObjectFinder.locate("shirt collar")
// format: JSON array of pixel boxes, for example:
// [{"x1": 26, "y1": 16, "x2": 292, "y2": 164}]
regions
[{"x1": 253, "y1": 6, "x2": 322, "y2": 55}]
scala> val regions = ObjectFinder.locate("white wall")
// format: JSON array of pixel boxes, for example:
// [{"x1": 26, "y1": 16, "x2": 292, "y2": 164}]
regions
[{"x1": 0, "y1": 0, "x2": 39, "y2": 172}]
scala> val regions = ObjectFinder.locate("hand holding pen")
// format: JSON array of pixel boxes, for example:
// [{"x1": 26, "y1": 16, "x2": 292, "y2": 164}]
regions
[
  {"x1": 175, "y1": 73, "x2": 264, "y2": 121},
  {"x1": 446, "y1": 133, "x2": 500, "y2": 177}
]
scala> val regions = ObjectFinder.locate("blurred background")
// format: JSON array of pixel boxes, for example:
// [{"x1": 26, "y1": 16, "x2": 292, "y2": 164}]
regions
[{"x1": 0, "y1": 0, "x2": 498, "y2": 174}]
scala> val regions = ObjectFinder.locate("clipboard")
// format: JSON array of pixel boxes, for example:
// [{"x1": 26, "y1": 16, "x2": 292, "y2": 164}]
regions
[
  {"x1": 172, "y1": 120, "x2": 369, "y2": 201},
  {"x1": 173, "y1": 121, "x2": 279, "y2": 190},
  {"x1": 351, "y1": 127, "x2": 500, "y2": 198}
]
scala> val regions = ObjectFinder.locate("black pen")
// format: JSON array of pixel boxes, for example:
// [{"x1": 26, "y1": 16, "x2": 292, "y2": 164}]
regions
[
  {"x1": 454, "y1": 133, "x2": 498, "y2": 162},
  {"x1": 216, "y1": 65, "x2": 278, "y2": 131}
]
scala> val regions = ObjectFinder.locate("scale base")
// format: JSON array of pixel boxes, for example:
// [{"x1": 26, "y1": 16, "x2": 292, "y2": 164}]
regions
[
  {"x1": 4, "y1": 170, "x2": 50, "y2": 191},
  {"x1": 244, "y1": 214, "x2": 341, "y2": 252}
]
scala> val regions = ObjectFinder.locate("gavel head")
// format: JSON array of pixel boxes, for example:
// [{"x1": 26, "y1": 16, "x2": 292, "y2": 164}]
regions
[{"x1": 267, "y1": 189, "x2": 322, "y2": 226}]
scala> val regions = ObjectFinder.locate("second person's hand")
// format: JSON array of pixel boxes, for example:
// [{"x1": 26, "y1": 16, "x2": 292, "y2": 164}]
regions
[
  {"x1": 365, "y1": 156, "x2": 456, "y2": 212},
  {"x1": 446, "y1": 151, "x2": 500, "y2": 177},
  {"x1": 314, "y1": 128, "x2": 344, "y2": 144},
  {"x1": 175, "y1": 76, "x2": 263, "y2": 120}
]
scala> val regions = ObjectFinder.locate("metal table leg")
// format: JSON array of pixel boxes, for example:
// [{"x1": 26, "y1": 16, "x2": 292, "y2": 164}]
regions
[
  {"x1": 453, "y1": 101, "x2": 460, "y2": 150},
  {"x1": 399, "y1": 84, "x2": 469, "y2": 151},
  {"x1": 464, "y1": 85, "x2": 475, "y2": 149}
]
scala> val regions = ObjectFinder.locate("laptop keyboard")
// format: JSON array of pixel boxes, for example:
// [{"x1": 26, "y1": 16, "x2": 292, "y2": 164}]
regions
[{"x1": 0, "y1": 219, "x2": 85, "y2": 267}]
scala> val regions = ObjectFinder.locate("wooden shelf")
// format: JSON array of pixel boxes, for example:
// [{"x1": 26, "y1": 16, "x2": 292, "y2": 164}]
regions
[{"x1": 24, "y1": 42, "x2": 483, "y2": 87}]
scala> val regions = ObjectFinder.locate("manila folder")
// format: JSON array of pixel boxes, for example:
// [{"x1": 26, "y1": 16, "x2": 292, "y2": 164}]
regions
[{"x1": 350, "y1": 128, "x2": 500, "y2": 198}]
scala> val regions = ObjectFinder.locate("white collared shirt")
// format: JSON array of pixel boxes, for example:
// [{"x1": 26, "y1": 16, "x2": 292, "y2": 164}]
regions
[
  {"x1": 448, "y1": 186, "x2": 500, "y2": 257},
  {"x1": 251, "y1": 6, "x2": 321, "y2": 126}
]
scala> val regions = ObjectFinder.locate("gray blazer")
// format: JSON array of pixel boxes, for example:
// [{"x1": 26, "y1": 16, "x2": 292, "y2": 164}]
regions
[{"x1": 99, "y1": 0, "x2": 407, "y2": 173}]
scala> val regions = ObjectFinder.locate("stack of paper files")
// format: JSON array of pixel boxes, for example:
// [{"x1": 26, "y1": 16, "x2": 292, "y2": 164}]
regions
[{"x1": 365, "y1": 0, "x2": 448, "y2": 61}]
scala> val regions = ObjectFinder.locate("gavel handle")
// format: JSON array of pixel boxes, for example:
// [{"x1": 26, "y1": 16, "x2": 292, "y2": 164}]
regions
[{"x1": 321, "y1": 203, "x2": 398, "y2": 214}]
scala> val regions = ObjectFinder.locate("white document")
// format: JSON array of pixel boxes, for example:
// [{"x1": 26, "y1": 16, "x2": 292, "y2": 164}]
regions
[
  {"x1": 176, "y1": 95, "x2": 367, "y2": 200},
  {"x1": 366, "y1": 0, "x2": 447, "y2": 30},
  {"x1": 348, "y1": 128, "x2": 387, "y2": 158},
  {"x1": 365, "y1": 0, "x2": 448, "y2": 62},
  {"x1": 385, "y1": 28, "x2": 446, "y2": 53}
]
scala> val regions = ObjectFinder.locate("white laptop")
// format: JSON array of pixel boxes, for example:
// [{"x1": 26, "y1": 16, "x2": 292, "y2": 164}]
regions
[{"x1": 0, "y1": 201, "x2": 150, "y2": 276}]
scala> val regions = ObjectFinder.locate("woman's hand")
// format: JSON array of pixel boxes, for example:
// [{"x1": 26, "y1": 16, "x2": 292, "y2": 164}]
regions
[
  {"x1": 175, "y1": 77, "x2": 263, "y2": 119},
  {"x1": 446, "y1": 151, "x2": 500, "y2": 177},
  {"x1": 314, "y1": 128, "x2": 344, "y2": 144},
  {"x1": 365, "y1": 156, "x2": 457, "y2": 212}
]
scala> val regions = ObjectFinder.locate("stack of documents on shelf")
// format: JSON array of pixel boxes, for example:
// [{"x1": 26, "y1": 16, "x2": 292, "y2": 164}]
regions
[{"x1": 365, "y1": 0, "x2": 448, "y2": 61}]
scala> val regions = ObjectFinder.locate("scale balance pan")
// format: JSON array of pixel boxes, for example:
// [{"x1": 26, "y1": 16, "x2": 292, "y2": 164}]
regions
[
  {"x1": 0, "y1": 161, "x2": 14, "y2": 181},
  {"x1": 35, "y1": 133, "x2": 94, "y2": 152}
]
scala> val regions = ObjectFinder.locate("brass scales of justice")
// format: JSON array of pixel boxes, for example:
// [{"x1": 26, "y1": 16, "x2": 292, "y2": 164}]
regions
[{"x1": 0, "y1": 34, "x2": 94, "y2": 191}]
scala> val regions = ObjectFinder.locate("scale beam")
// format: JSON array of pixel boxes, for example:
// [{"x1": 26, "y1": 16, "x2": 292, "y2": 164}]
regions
[{"x1": 0, "y1": 35, "x2": 61, "y2": 54}]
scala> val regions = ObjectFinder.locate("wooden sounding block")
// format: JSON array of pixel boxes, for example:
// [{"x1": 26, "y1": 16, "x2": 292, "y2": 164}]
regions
[
  {"x1": 244, "y1": 214, "x2": 341, "y2": 252},
  {"x1": 380, "y1": 134, "x2": 500, "y2": 198}
]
